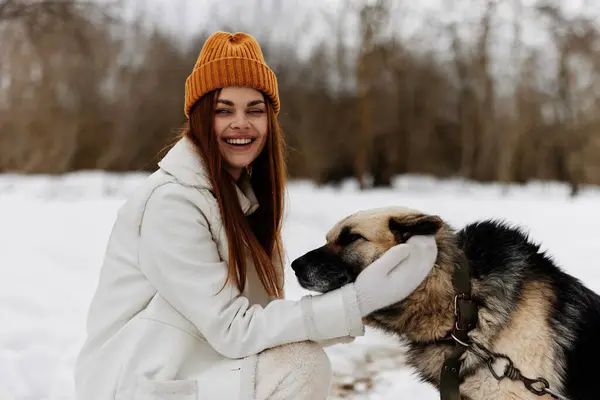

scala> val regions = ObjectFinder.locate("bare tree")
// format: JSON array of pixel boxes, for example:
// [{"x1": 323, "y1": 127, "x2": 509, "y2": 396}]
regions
[
  {"x1": 497, "y1": 0, "x2": 523, "y2": 187},
  {"x1": 2, "y1": 0, "x2": 600, "y2": 192},
  {"x1": 537, "y1": 1, "x2": 600, "y2": 195}
]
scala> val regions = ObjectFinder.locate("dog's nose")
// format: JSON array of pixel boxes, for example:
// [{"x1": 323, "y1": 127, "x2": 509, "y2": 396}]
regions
[{"x1": 291, "y1": 258, "x2": 303, "y2": 272}]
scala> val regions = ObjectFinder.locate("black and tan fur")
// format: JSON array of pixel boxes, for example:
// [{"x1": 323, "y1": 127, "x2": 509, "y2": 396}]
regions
[{"x1": 291, "y1": 206, "x2": 600, "y2": 400}]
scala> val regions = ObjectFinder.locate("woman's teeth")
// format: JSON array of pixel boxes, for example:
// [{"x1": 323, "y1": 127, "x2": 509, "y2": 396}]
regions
[{"x1": 225, "y1": 138, "x2": 254, "y2": 145}]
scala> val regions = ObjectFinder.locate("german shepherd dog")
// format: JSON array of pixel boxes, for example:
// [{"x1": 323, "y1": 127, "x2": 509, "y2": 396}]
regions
[{"x1": 291, "y1": 207, "x2": 600, "y2": 400}]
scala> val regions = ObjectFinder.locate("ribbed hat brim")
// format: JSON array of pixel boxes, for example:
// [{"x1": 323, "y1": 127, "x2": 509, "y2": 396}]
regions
[{"x1": 184, "y1": 57, "x2": 280, "y2": 117}]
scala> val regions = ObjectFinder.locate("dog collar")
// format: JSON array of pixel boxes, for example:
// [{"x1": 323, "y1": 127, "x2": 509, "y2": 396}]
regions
[{"x1": 439, "y1": 250, "x2": 479, "y2": 400}]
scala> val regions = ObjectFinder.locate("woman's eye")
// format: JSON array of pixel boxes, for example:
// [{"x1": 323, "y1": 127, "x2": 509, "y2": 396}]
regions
[
  {"x1": 248, "y1": 109, "x2": 265, "y2": 114},
  {"x1": 215, "y1": 109, "x2": 231, "y2": 114}
]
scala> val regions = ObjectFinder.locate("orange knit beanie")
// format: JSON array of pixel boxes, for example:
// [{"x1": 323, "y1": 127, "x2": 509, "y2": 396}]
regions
[{"x1": 184, "y1": 31, "x2": 280, "y2": 117}]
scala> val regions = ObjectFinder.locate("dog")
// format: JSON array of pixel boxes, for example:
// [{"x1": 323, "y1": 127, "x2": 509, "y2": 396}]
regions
[{"x1": 291, "y1": 206, "x2": 600, "y2": 400}]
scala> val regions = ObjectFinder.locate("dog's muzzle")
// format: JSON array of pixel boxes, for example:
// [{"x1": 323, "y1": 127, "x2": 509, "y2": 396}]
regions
[{"x1": 291, "y1": 247, "x2": 356, "y2": 293}]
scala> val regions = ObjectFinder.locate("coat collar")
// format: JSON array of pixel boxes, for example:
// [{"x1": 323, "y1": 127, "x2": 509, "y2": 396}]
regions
[{"x1": 157, "y1": 137, "x2": 259, "y2": 215}]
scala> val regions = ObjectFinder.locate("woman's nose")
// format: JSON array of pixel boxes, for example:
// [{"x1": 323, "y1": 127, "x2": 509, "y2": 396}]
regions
[{"x1": 230, "y1": 112, "x2": 250, "y2": 129}]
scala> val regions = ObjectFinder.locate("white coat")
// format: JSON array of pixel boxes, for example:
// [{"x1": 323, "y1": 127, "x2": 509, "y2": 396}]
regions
[{"x1": 74, "y1": 137, "x2": 365, "y2": 400}]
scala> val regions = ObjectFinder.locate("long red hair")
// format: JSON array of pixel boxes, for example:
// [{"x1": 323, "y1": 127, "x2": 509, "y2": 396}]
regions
[{"x1": 181, "y1": 89, "x2": 286, "y2": 299}]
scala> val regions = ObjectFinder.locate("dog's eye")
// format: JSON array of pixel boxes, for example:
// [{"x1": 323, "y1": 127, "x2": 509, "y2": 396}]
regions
[{"x1": 338, "y1": 232, "x2": 365, "y2": 246}]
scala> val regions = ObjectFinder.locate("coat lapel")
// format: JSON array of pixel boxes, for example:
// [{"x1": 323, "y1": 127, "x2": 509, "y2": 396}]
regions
[{"x1": 158, "y1": 137, "x2": 259, "y2": 215}]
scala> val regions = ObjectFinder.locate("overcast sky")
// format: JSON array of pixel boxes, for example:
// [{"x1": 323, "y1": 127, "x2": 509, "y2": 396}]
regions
[
  {"x1": 117, "y1": 0, "x2": 600, "y2": 90},
  {"x1": 125, "y1": 0, "x2": 598, "y2": 52}
]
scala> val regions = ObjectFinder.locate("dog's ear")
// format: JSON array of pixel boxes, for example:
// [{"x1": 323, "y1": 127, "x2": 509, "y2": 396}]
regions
[{"x1": 389, "y1": 214, "x2": 443, "y2": 243}]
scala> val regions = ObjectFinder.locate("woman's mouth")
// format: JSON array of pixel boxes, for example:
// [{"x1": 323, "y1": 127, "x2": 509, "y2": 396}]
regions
[{"x1": 223, "y1": 137, "x2": 256, "y2": 146}]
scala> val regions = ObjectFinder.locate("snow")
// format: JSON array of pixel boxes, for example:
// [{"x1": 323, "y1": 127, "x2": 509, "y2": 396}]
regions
[{"x1": 1, "y1": 171, "x2": 599, "y2": 399}]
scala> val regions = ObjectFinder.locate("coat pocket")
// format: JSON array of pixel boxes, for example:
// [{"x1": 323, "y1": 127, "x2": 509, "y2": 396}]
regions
[{"x1": 133, "y1": 375, "x2": 198, "y2": 400}]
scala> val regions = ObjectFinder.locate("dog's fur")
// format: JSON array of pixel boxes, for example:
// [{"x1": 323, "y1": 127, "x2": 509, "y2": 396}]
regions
[{"x1": 291, "y1": 206, "x2": 600, "y2": 400}]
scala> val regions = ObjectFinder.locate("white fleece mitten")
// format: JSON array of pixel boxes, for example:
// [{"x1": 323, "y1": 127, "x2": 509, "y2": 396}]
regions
[{"x1": 353, "y1": 235, "x2": 438, "y2": 316}]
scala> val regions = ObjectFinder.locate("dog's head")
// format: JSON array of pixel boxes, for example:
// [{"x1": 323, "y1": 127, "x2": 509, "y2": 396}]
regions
[{"x1": 291, "y1": 206, "x2": 445, "y2": 294}]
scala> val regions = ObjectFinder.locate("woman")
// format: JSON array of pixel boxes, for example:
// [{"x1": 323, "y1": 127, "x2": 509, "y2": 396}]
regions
[{"x1": 74, "y1": 31, "x2": 438, "y2": 400}]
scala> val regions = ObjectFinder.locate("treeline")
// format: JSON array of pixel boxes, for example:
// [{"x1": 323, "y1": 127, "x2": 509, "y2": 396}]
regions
[{"x1": 1, "y1": 0, "x2": 599, "y2": 194}]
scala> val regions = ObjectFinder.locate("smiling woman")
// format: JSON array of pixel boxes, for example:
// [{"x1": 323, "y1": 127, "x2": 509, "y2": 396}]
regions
[{"x1": 74, "y1": 30, "x2": 438, "y2": 400}]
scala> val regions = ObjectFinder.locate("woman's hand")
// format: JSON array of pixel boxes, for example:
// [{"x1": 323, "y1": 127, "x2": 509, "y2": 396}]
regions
[{"x1": 353, "y1": 235, "x2": 438, "y2": 316}]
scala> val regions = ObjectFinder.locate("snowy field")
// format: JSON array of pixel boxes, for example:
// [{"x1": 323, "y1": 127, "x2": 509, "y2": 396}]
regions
[{"x1": 1, "y1": 171, "x2": 599, "y2": 400}]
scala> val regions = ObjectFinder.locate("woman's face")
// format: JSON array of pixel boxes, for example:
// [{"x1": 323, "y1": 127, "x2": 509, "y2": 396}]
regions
[{"x1": 214, "y1": 87, "x2": 268, "y2": 180}]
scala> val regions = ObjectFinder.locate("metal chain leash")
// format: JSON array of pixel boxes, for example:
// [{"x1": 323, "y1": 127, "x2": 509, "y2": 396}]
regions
[{"x1": 451, "y1": 333, "x2": 571, "y2": 400}]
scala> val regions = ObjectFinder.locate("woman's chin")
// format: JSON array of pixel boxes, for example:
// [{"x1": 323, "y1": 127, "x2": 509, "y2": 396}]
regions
[
  {"x1": 220, "y1": 145, "x2": 261, "y2": 171},
  {"x1": 225, "y1": 157, "x2": 253, "y2": 169}
]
